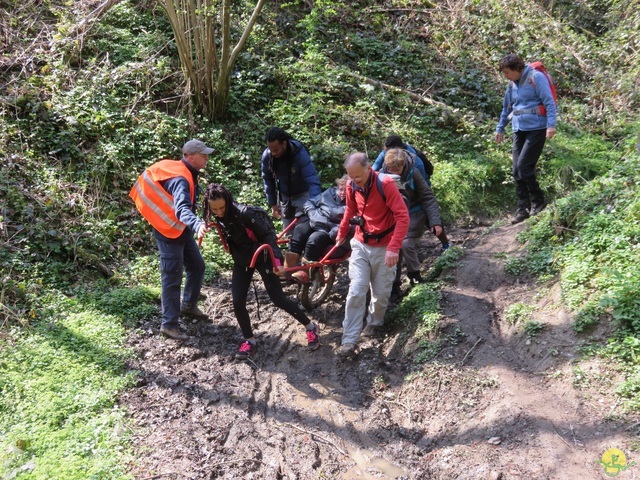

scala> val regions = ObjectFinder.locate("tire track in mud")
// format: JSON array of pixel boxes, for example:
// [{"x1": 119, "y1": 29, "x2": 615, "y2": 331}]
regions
[{"x1": 124, "y1": 224, "x2": 639, "y2": 479}]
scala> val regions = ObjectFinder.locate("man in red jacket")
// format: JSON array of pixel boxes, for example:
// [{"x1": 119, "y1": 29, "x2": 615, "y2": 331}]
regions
[{"x1": 335, "y1": 152, "x2": 409, "y2": 357}]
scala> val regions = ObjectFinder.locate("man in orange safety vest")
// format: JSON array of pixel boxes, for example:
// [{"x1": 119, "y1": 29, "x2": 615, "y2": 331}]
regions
[{"x1": 130, "y1": 139, "x2": 213, "y2": 340}]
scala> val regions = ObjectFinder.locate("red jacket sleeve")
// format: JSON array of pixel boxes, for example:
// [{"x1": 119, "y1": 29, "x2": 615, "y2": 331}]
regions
[{"x1": 337, "y1": 183, "x2": 356, "y2": 240}]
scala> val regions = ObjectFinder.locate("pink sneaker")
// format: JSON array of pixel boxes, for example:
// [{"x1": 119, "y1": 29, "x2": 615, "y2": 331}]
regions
[
  {"x1": 235, "y1": 340, "x2": 255, "y2": 360},
  {"x1": 306, "y1": 323, "x2": 320, "y2": 351}
]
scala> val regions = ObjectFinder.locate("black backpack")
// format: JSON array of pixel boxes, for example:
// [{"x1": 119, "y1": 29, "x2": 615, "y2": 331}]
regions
[
  {"x1": 412, "y1": 146, "x2": 434, "y2": 177},
  {"x1": 238, "y1": 204, "x2": 277, "y2": 241}
]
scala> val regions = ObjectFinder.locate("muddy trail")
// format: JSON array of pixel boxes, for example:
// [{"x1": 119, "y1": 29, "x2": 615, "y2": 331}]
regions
[{"x1": 124, "y1": 222, "x2": 639, "y2": 479}]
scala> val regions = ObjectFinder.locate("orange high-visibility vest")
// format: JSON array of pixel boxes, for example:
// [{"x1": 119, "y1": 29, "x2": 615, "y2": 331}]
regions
[{"x1": 129, "y1": 160, "x2": 195, "y2": 239}]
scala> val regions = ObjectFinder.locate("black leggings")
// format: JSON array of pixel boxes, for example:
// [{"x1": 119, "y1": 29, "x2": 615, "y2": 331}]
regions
[
  {"x1": 512, "y1": 129, "x2": 546, "y2": 211},
  {"x1": 231, "y1": 257, "x2": 311, "y2": 339},
  {"x1": 304, "y1": 231, "x2": 350, "y2": 261},
  {"x1": 289, "y1": 217, "x2": 312, "y2": 255}
]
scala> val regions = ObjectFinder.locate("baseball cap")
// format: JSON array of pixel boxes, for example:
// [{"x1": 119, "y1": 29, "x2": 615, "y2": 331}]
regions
[{"x1": 182, "y1": 139, "x2": 215, "y2": 155}]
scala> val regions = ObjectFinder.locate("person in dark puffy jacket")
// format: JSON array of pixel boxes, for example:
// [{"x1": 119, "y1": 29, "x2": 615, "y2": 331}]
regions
[
  {"x1": 381, "y1": 148, "x2": 443, "y2": 285},
  {"x1": 202, "y1": 183, "x2": 320, "y2": 360},
  {"x1": 303, "y1": 175, "x2": 352, "y2": 261},
  {"x1": 260, "y1": 127, "x2": 321, "y2": 227},
  {"x1": 287, "y1": 176, "x2": 353, "y2": 282}
]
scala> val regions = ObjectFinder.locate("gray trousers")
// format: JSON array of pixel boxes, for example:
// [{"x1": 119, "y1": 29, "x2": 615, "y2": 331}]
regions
[
  {"x1": 342, "y1": 239, "x2": 396, "y2": 345},
  {"x1": 402, "y1": 210, "x2": 428, "y2": 273}
]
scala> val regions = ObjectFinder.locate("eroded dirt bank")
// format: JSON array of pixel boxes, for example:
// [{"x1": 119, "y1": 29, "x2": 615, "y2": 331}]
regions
[{"x1": 123, "y1": 222, "x2": 639, "y2": 479}]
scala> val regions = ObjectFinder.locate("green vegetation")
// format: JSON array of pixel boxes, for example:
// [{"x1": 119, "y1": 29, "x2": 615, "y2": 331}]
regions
[
  {"x1": 504, "y1": 302, "x2": 536, "y2": 325},
  {"x1": 524, "y1": 320, "x2": 545, "y2": 338},
  {"x1": 426, "y1": 245, "x2": 464, "y2": 281},
  {"x1": 1, "y1": 0, "x2": 639, "y2": 475},
  {"x1": 392, "y1": 283, "x2": 442, "y2": 364},
  {"x1": 0, "y1": 278, "x2": 155, "y2": 478}
]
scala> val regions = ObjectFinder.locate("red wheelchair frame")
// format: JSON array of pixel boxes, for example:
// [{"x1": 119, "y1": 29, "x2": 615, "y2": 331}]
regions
[{"x1": 203, "y1": 217, "x2": 350, "y2": 310}]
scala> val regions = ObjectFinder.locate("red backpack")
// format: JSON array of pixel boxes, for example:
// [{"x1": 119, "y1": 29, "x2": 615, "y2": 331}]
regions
[{"x1": 527, "y1": 61, "x2": 557, "y2": 116}]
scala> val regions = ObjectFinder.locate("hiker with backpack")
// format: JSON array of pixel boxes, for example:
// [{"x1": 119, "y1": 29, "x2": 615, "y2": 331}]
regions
[
  {"x1": 495, "y1": 53, "x2": 557, "y2": 224},
  {"x1": 202, "y1": 183, "x2": 320, "y2": 359},
  {"x1": 288, "y1": 175, "x2": 353, "y2": 282},
  {"x1": 334, "y1": 152, "x2": 409, "y2": 358},
  {"x1": 260, "y1": 127, "x2": 322, "y2": 228},
  {"x1": 373, "y1": 134, "x2": 450, "y2": 250},
  {"x1": 372, "y1": 134, "x2": 433, "y2": 183},
  {"x1": 380, "y1": 148, "x2": 443, "y2": 286}
]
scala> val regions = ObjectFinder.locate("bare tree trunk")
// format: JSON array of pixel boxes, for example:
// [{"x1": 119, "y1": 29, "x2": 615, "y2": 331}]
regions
[
  {"x1": 161, "y1": 0, "x2": 266, "y2": 120},
  {"x1": 213, "y1": 0, "x2": 267, "y2": 118}
]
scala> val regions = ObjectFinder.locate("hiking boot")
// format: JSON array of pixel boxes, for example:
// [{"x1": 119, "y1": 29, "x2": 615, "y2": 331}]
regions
[
  {"x1": 284, "y1": 252, "x2": 300, "y2": 268},
  {"x1": 407, "y1": 271, "x2": 426, "y2": 286},
  {"x1": 361, "y1": 324, "x2": 380, "y2": 338},
  {"x1": 530, "y1": 201, "x2": 548, "y2": 216},
  {"x1": 180, "y1": 305, "x2": 209, "y2": 320},
  {"x1": 441, "y1": 243, "x2": 451, "y2": 252},
  {"x1": 306, "y1": 323, "x2": 320, "y2": 351},
  {"x1": 160, "y1": 326, "x2": 189, "y2": 341},
  {"x1": 235, "y1": 340, "x2": 255, "y2": 360},
  {"x1": 510, "y1": 210, "x2": 530, "y2": 224},
  {"x1": 337, "y1": 343, "x2": 356, "y2": 358}
]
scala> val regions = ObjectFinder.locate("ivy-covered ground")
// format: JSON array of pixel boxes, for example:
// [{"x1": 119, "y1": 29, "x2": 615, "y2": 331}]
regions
[{"x1": 2, "y1": 0, "x2": 640, "y2": 477}]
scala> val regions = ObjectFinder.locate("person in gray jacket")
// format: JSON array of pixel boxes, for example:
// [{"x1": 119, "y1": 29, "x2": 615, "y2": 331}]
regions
[
  {"x1": 288, "y1": 176, "x2": 352, "y2": 281},
  {"x1": 381, "y1": 148, "x2": 443, "y2": 285}
]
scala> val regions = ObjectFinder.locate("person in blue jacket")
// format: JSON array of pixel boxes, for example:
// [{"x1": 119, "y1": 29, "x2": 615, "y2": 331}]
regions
[
  {"x1": 372, "y1": 134, "x2": 431, "y2": 183},
  {"x1": 495, "y1": 53, "x2": 557, "y2": 224},
  {"x1": 260, "y1": 127, "x2": 322, "y2": 228},
  {"x1": 373, "y1": 134, "x2": 450, "y2": 250}
]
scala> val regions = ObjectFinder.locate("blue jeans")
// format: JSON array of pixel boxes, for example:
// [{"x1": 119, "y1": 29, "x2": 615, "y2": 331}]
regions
[{"x1": 155, "y1": 230, "x2": 205, "y2": 329}]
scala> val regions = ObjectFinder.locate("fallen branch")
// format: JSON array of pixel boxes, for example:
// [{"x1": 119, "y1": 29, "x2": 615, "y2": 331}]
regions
[
  {"x1": 365, "y1": 7, "x2": 436, "y2": 14},
  {"x1": 277, "y1": 422, "x2": 347, "y2": 456},
  {"x1": 65, "y1": 0, "x2": 124, "y2": 39},
  {"x1": 342, "y1": 71, "x2": 455, "y2": 113},
  {"x1": 550, "y1": 422, "x2": 573, "y2": 449},
  {"x1": 209, "y1": 458, "x2": 266, "y2": 469},
  {"x1": 139, "y1": 473, "x2": 177, "y2": 480},
  {"x1": 460, "y1": 337, "x2": 483, "y2": 365}
]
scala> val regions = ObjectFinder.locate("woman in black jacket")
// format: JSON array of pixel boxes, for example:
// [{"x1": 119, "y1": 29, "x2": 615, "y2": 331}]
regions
[{"x1": 202, "y1": 184, "x2": 319, "y2": 359}]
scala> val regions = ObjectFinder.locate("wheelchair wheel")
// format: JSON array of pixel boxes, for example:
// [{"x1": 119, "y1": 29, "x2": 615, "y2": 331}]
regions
[{"x1": 298, "y1": 266, "x2": 336, "y2": 310}]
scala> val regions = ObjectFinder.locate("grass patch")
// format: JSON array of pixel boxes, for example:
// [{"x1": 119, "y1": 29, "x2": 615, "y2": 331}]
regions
[
  {"x1": 504, "y1": 302, "x2": 535, "y2": 325},
  {"x1": 391, "y1": 283, "x2": 442, "y2": 365},
  {"x1": 392, "y1": 283, "x2": 441, "y2": 337},
  {"x1": 524, "y1": 320, "x2": 545, "y2": 338},
  {"x1": 425, "y1": 246, "x2": 464, "y2": 281},
  {"x1": 0, "y1": 277, "x2": 158, "y2": 479}
]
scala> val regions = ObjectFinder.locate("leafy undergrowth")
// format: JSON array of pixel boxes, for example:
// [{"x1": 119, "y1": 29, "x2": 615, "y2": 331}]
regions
[
  {"x1": 516, "y1": 148, "x2": 640, "y2": 410},
  {"x1": 0, "y1": 261, "x2": 161, "y2": 479},
  {"x1": 0, "y1": 0, "x2": 638, "y2": 476}
]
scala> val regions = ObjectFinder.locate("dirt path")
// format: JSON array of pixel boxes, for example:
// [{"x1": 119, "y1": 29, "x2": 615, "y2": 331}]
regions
[{"x1": 123, "y1": 223, "x2": 639, "y2": 479}]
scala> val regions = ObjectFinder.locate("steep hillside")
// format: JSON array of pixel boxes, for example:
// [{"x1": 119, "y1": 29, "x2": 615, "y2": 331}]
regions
[{"x1": 1, "y1": 0, "x2": 639, "y2": 477}]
